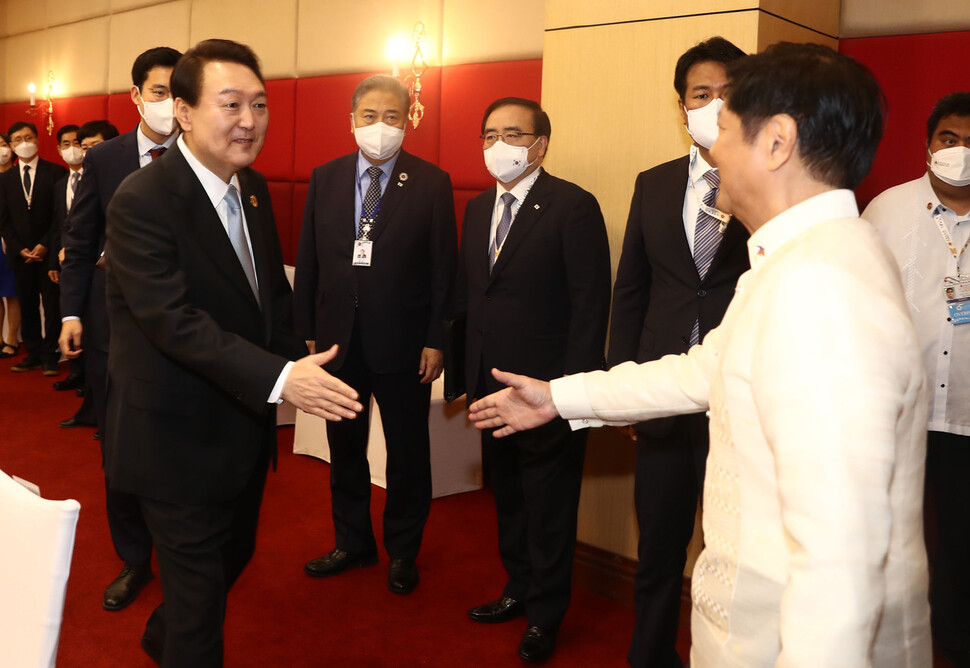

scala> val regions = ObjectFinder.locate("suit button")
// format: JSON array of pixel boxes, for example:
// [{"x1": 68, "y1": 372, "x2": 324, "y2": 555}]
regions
[{"x1": 697, "y1": 289, "x2": 707, "y2": 297}]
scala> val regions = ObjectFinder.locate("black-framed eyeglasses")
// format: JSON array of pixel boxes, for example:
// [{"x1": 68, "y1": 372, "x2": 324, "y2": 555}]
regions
[{"x1": 480, "y1": 131, "x2": 537, "y2": 147}]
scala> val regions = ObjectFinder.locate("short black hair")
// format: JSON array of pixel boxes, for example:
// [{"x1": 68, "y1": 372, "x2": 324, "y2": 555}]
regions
[
  {"x1": 131, "y1": 47, "x2": 182, "y2": 89},
  {"x1": 926, "y1": 92, "x2": 970, "y2": 142},
  {"x1": 78, "y1": 120, "x2": 120, "y2": 143},
  {"x1": 480, "y1": 97, "x2": 551, "y2": 140},
  {"x1": 56, "y1": 124, "x2": 79, "y2": 143},
  {"x1": 0, "y1": 133, "x2": 9, "y2": 144},
  {"x1": 171, "y1": 39, "x2": 264, "y2": 108},
  {"x1": 726, "y1": 42, "x2": 885, "y2": 190},
  {"x1": 8, "y1": 121, "x2": 38, "y2": 137},
  {"x1": 674, "y1": 36, "x2": 746, "y2": 100}
]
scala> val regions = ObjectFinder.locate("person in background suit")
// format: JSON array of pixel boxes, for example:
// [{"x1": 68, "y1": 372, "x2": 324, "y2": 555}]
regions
[
  {"x1": 608, "y1": 36, "x2": 748, "y2": 668},
  {"x1": 59, "y1": 47, "x2": 181, "y2": 614},
  {"x1": 54, "y1": 120, "x2": 119, "y2": 432},
  {"x1": 456, "y1": 97, "x2": 611, "y2": 663},
  {"x1": 103, "y1": 39, "x2": 362, "y2": 666},
  {"x1": 469, "y1": 43, "x2": 931, "y2": 668},
  {"x1": 294, "y1": 74, "x2": 457, "y2": 596},
  {"x1": 0, "y1": 121, "x2": 67, "y2": 376},
  {"x1": 0, "y1": 132, "x2": 22, "y2": 359}
]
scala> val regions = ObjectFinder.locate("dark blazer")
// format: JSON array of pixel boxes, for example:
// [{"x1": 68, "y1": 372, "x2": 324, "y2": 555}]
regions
[
  {"x1": 47, "y1": 172, "x2": 71, "y2": 272},
  {"x1": 608, "y1": 155, "x2": 749, "y2": 437},
  {"x1": 103, "y1": 144, "x2": 305, "y2": 505},
  {"x1": 0, "y1": 158, "x2": 67, "y2": 262},
  {"x1": 60, "y1": 127, "x2": 142, "y2": 353},
  {"x1": 457, "y1": 169, "x2": 612, "y2": 399},
  {"x1": 293, "y1": 150, "x2": 456, "y2": 373}
]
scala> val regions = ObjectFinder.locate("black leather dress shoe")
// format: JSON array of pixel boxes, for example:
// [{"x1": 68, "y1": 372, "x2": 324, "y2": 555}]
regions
[
  {"x1": 11, "y1": 355, "x2": 42, "y2": 372},
  {"x1": 53, "y1": 373, "x2": 84, "y2": 391},
  {"x1": 42, "y1": 359, "x2": 60, "y2": 376},
  {"x1": 60, "y1": 416, "x2": 96, "y2": 428},
  {"x1": 93, "y1": 430, "x2": 101, "y2": 441},
  {"x1": 518, "y1": 626, "x2": 556, "y2": 663},
  {"x1": 387, "y1": 558, "x2": 418, "y2": 594},
  {"x1": 304, "y1": 548, "x2": 378, "y2": 577},
  {"x1": 467, "y1": 595, "x2": 524, "y2": 623},
  {"x1": 103, "y1": 563, "x2": 153, "y2": 611}
]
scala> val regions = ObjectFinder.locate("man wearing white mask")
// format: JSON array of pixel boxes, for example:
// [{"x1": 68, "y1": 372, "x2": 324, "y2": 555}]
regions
[
  {"x1": 863, "y1": 91, "x2": 970, "y2": 668},
  {"x1": 294, "y1": 74, "x2": 456, "y2": 596},
  {"x1": 608, "y1": 36, "x2": 748, "y2": 668},
  {"x1": 454, "y1": 97, "x2": 611, "y2": 663},
  {"x1": 48, "y1": 124, "x2": 82, "y2": 288},
  {"x1": 0, "y1": 121, "x2": 67, "y2": 376},
  {"x1": 59, "y1": 46, "x2": 181, "y2": 614}
]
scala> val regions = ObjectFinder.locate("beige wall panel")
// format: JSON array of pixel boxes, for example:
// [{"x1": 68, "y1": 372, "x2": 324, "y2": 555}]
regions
[
  {"x1": 45, "y1": 0, "x2": 111, "y2": 28},
  {"x1": 190, "y1": 0, "x2": 297, "y2": 79},
  {"x1": 296, "y1": 0, "x2": 443, "y2": 78},
  {"x1": 546, "y1": 0, "x2": 757, "y2": 30},
  {"x1": 5, "y1": 0, "x2": 47, "y2": 36},
  {"x1": 0, "y1": 1, "x2": 9, "y2": 38},
  {"x1": 46, "y1": 17, "x2": 110, "y2": 97},
  {"x1": 757, "y1": 11, "x2": 838, "y2": 50},
  {"x1": 442, "y1": 0, "x2": 543, "y2": 66},
  {"x1": 4, "y1": 31, "x2": 51, "y2": 104},
  {"x1": 110, "y1": 0, "x2": 173, "y2": 11},
  {"x1": 542, "y1": 12, "x2": 759, "y2": 559},
  {"x1": 107, "y1": 1, "x2": 191, "y2": 93},
  {"x1": 759, "y1": 0, "x2": 839, "y2": 38},
  {"x1": 841, "y1": 0, "x2": 970, "y2": 38}
]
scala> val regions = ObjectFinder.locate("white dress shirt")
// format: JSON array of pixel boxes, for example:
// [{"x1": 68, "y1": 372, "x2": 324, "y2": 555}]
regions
[
  {"x1": 864, "y1": 173, "x2": 970, "y2": 436},
  {"x1": 682, "y1": 145, "x2": 716, "y2": 254},
  {"x1": 137, "y1": 124, "x2": 179, "y2": 167},
  {"x1": 488, "y1": 167, "x2": 542, "y2": 258},
  {"x1": 553, "y1": 190, "x2": 931, "y2": 667}
]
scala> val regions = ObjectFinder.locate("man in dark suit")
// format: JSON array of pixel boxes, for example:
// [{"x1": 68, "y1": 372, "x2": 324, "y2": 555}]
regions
[
  {"x1": 0, "y1": 121, "x2": 67, "y2": 375},
  {"x1": 293, "y1": 74, "x2": 456, "y2": 596},
  {"x1": 101, "y1": 39, "x2": 362, "y2": 666},
  {"x1": 456, "y1": 97, "x2": 611, "y2": 663},
  {"x1": 59, "y1": 47, "x2": 181, "y2": 613},
  {"x1": 608, "y1": 37, "x2": 748, "y2": 668}
]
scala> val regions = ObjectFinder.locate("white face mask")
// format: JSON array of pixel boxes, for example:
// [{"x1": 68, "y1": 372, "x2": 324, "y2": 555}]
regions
[
  {"x1": 685, "y1": 98, "x2": 723, "y2": 150},
  {"x1": 483, "y1": 138, "x2": 538, "y2": 184},
  {"x1": 353, "y1": 120, "x2": 405, "y2": 162},
  {"x1": 0, "y1": 147, "x2": 11, "y2": 166},
  {"x1": 60, "y1": 145, "x2": 84, "y2": 167},
  {"x1": 138, "y1": 95, "x2": 176, "y2": 136},
  {"x1": 928, "y1": 146, "x2": 970, "y2": 187},
  {"x1": 13, "y1": 141, "x2": 38, "y2": 160}
]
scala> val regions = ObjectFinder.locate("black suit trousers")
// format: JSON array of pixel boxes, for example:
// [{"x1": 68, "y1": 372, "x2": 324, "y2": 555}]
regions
[
  {"x1": 483, "y1": 419, "x2": 587, "y2": 632},
  {"x1": 629, "y1": 413, "x2": 708, "y2": 668},
  {"x1": 324, "y1": 320, "x2": 432, "y2": 559},
  {"x1": 139, "y1": 449, "x2": 269, "y2": 668},
  {"x1": 11, "y1": 259, "x2": 59, "y2": 359}
]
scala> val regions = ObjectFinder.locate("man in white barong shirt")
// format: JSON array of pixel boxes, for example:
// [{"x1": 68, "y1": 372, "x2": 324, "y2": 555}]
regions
[{"x1": 468, "y1": 43, "x2": 932, "y2": 668}]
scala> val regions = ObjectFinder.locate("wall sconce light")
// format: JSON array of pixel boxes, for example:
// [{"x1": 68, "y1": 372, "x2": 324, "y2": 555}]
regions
[
  {"x1": 404, "y1": 22, "x2": 429, "y2": 129},
  {"x1": 27, "y1": 71, "x2": 55, "y2": 135}
]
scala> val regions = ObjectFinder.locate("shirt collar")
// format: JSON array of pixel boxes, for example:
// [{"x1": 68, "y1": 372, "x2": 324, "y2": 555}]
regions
[
  {"x1": 688, "y1": 144, "x2": 714, "y2": 185},
  {"x1": 177, "y1": 134, "x2": 239, "y2": 209},
  {"x1": 920, "y1": 171, "x2": 970, "y2": 223},
  {"x1": 747, "y1": 189, "x2": 859, "y2": 269},
  {"x1": 496, "y1": 166, "x2": 542, "y2": 203},
  {"x1": 19, "y1": 155, "x2": 39, "y2": 171},
  {"x1": 356, "y1": 150, "x2": 399, "y2": 181},
  {"x1": 137, "y1": 123, "x2": 179, "y2": 157}
]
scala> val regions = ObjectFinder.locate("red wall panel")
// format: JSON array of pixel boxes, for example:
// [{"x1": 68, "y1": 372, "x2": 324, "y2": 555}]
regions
[
  {"x1": 251, "y1": 79, "x2": 296, "y2": 182},
  {"x1": 266, "y1": 181, "x2": 295, "y2": 265},
  {"x1": 107, "y1": 92, "x2": 141, "y2": 134},
  {"x1": 841, "y1": 31, "x2": 970, "y2": 208}
]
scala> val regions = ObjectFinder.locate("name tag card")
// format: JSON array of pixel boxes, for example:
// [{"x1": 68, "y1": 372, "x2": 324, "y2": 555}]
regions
[{"x1": 352, "y1": 240, "x2": 373, "y2": 267}]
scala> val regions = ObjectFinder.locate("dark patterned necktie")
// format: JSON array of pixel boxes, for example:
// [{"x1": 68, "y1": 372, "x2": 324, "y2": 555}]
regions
[
  {"x1": 358, "y1": 166, "x2": 383, "y2": 240},
  {"x1": 490, "y1": 192, "x2": 517, "y2": 271},
  {"x1": 690, "y1": 169, "x2": 722, "y2": 346},
  {"x1": 70, "y1": 171, "x2": 80, "y2": 194},
  {"x1": 149, "y1": 147, "x2": 166, "y2": 161},
  {"x1": 23, "y1": 165, "x2": 31, "y2": 195}
]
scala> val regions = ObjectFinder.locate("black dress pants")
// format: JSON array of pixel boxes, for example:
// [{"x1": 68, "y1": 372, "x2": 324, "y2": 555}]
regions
[
  {"x1": 628, "y1": 413, "x2": 708, "y2": 668},
  {"x1": 11, "y1": 259, "x2": 59, "y2": 360},
  {"x1": 324, "y1": 321, "x2": 432, "y2": 559}
]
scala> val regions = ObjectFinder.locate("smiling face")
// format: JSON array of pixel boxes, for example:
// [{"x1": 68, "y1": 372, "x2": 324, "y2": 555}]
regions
[{"x1": 175, "y1": 60, "x2": 268, "y2": 182}]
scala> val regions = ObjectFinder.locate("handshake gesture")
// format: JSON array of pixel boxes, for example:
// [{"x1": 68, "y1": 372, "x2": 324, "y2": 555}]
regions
[{"x1": 467, "y1": 368, "x2": 560, "y2": 437}]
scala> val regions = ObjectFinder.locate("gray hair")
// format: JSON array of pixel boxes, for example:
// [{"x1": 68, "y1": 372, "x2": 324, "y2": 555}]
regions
[{"x1": 351, "y1": 74, "x2": 411, "y2": 113}]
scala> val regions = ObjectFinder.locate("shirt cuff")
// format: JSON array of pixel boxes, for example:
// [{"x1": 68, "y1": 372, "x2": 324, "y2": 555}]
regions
[
  {"x1": 62, "y1": 316, "x2": 81, "y2": 323},
  {"x1": 268, "y1": 361, "x2": 295, "y2": 404},
  {"x1": 551, "y1": 374, "x2": 604, "y2": 430}
]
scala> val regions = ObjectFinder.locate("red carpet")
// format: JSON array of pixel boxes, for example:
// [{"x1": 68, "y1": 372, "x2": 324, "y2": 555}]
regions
[{"x1": 0, "y1": 353, "x2": 641, "y2": 667}]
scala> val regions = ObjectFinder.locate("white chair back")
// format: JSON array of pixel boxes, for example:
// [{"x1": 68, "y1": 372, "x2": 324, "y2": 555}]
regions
[{"x1": 0, "y1": 469, "x2": 80, "y2": 668}]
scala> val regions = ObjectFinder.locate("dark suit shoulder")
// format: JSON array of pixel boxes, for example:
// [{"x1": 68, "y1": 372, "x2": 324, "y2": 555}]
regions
[
  {"x1": 84, "y1": 128, "x2": 137, "y2": 166},
  {"x1": 635, "y1": 154, "x2": 690, "y2": 187}
]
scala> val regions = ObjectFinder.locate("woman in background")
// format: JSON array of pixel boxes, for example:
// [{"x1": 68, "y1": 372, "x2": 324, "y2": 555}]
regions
[{"x1": 0, "y1": 132, "x2": 22, "y2": 358}]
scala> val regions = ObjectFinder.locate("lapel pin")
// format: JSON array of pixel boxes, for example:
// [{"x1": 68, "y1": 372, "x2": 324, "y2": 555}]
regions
[
  {"x1": 399, "y1": 172, "x2": 408, "y2": 181},
  {"x1": 397, "y1": 182, "x2": 404, "y2": 187},
  {"x1": 534, "y1": 204, "x2": 540, "y2": 210},
  {"x1": 249, "y1": 195, "x2": 258, "y2": 207}
]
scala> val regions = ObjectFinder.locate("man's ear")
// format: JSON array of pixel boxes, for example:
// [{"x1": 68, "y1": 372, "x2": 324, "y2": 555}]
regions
[
  {"x1": 762, "y1": 113, "x2": 797, "y2": 172},
  {"x1": 678, "y1": 98, "x2": 688, "y2": 128},
  {"x1": 174, "y1": 98, "x2": 191, "y2": 133},
  {"x1": 130, "y1": 85, "x2": 142, "y2": 109}
]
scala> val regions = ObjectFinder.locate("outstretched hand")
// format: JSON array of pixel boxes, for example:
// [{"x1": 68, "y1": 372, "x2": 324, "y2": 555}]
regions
[
  {"x1": 467, "y1": 368, "x2": 559, "y2": 437},
  {"x1": 282, "y1": 344, "x2": 364, "y2": 421}
]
